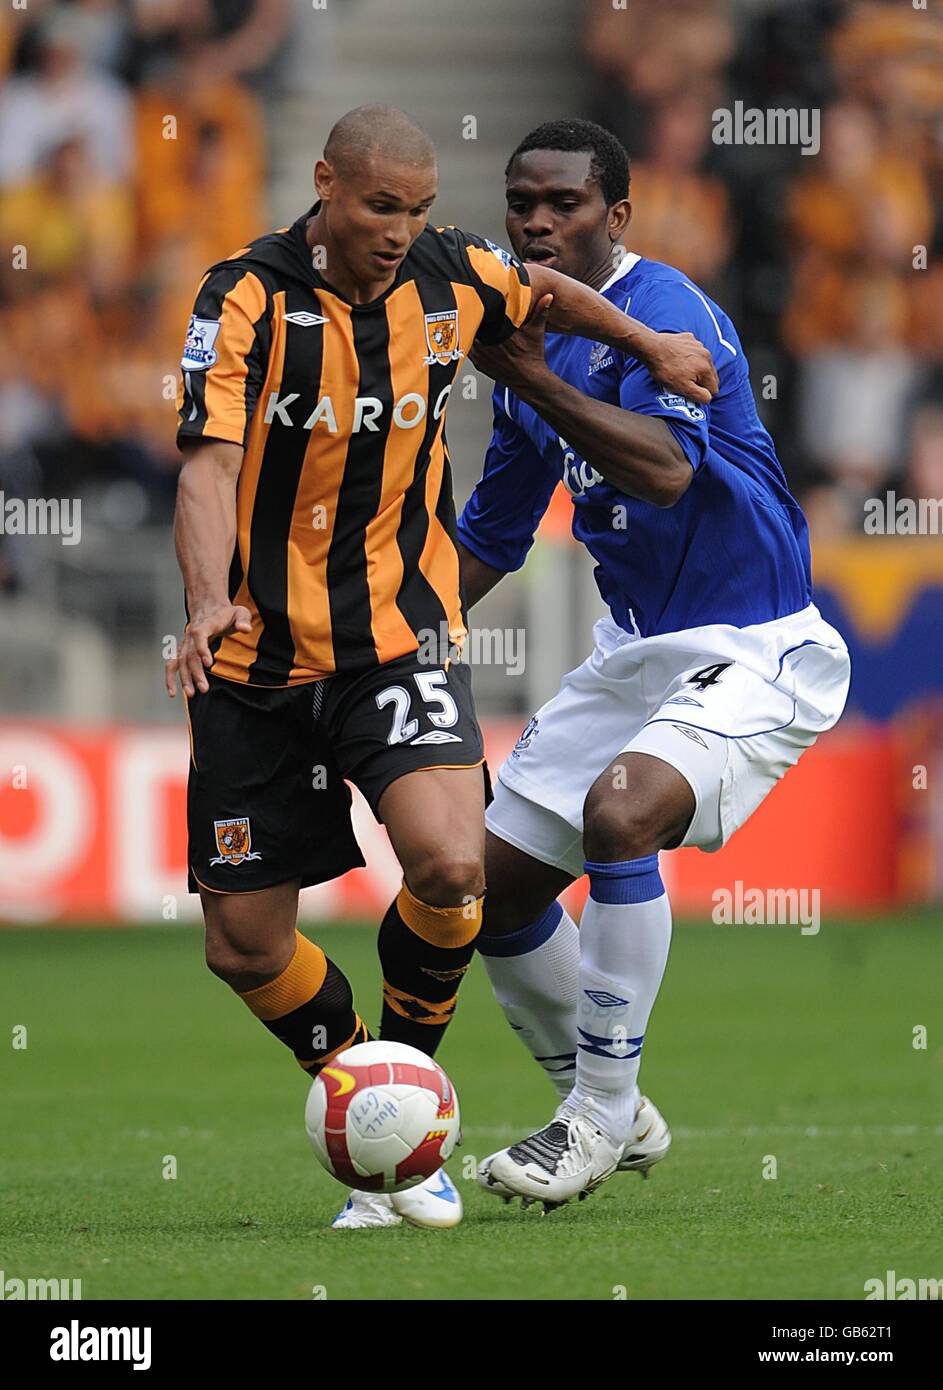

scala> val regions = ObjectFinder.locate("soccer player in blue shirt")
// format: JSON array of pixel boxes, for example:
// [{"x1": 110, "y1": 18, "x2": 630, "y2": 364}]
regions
[{"x1": 457, "y1": 120, "x2": 851, "y2": 1208}]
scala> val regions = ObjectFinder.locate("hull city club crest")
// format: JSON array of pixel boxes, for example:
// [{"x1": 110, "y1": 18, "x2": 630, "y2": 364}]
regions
[
  {"x1": 423, "y1": 309, "x2": 463, "y2": 365},
  {"x1": 210, "y1": 816, "x2": 262, "y2": 866}
]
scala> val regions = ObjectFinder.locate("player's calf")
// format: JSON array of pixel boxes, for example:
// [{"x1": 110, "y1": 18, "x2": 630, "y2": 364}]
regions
[
  {"x1": 202, "y1": 886, "x2": 368, "y2": 1078},
  {"x1": 202, "y1": 878, "x2": 300, "y2": 991},
  {"x1": 377, "y1": 882, "x2": 482, "y2": 1055},
  {"x1": 377, "y1": 766, "x2": 486, "y2": 1055},
  {"x1": 566, "y1": 761, "x2": 689, "y2": 1151},
  {"x1": 476, "y1": 836, "x2": 581, "y2": 1100}
]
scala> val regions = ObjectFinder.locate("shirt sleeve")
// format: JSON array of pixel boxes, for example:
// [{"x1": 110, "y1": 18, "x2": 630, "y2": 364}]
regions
[
  {"x1": 176, "y1": 265, "x2": 270, "y2": 451},
  {"x1": 459, "y1": 230, "x2": 532, "y2": 346},
  {"x1": 457, "y1": 389, "x2": 558, "y2": 573},
  {"x1": 617, "y1": 278, "x2": 725, "y2": 472}
]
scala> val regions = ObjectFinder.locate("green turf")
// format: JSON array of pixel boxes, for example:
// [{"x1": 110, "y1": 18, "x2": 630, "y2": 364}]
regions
[{"x1": 1, "y1": 917, "x2": 941, "y2": 1300}]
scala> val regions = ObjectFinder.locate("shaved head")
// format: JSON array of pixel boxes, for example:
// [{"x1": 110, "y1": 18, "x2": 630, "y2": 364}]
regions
[
  {"x1": 324, "y1": 105, "x2": 437, "y2": 177},
  {"x1": 309, "y1": 106, "x2": 438, "y2": 303}
]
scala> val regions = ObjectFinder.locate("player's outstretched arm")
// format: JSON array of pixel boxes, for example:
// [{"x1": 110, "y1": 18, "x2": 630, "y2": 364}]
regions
[
  {"x1": 525, "y1": 263, "x2": 718, "y2": 404},
  {"x1": 471, "y1": 302, "x2": 693, "y2": 508},
  {"x1": 165, "y1": 438, "x2": 252, "y2": 698}
]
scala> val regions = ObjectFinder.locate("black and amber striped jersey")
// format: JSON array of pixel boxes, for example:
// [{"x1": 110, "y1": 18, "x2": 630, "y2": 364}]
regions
[{"x1": 175, "y1": 204, "x2": 531, "y2": 685}]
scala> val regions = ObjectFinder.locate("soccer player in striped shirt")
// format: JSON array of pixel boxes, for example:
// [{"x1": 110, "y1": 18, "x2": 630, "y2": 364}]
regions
[{"x1": 164, "y1": 105, "x2": 717, "y2": 1229}]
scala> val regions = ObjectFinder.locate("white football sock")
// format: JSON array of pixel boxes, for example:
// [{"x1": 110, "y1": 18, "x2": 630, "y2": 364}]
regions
[
  {"x1": 568, "y1": 855, "x2": 672, "y2": 1145},
  {"x1": 477, "y1": 901, "x2": 579, "y2": 1101}
]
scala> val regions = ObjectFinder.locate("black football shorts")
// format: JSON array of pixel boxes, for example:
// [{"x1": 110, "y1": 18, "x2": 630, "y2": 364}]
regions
[{"x1": 186, "y1": 651, "x2": 485, "y2": 895}]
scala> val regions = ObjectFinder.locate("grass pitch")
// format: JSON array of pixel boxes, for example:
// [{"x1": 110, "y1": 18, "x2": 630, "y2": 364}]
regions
[{"x1": 1, "y1": 916, "x2": 941, "y2": 1300}]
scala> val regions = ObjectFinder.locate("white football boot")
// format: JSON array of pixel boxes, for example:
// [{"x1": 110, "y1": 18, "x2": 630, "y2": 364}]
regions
[
  {"x1": 332, "y1": 1168, "x2": 462, "y2": 1230},
  {"x1": 617, "y1": 1095, "x2": 672, "y2": 1175},
  {"x1": 476, "y1": 1152, "x2": 518, "y2": 1202},
  {"x1": 478, "y1": 1094, "x2": 671, "y2": 1204},
  {"x1": 486, "y1": 1099, "x2": 624, "y2": 1208},
  {"x1": 331, "y1": 1190, "x2": 402, "y2": 1229},
  {"x1": 391, "y1": 1167, "x2": 462, "y2": 1228}
]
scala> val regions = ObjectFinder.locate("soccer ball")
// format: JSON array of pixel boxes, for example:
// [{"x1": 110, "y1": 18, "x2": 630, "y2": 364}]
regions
[{"x1": 304, "y1": 1040, "x2": 460, "y2": 1193}]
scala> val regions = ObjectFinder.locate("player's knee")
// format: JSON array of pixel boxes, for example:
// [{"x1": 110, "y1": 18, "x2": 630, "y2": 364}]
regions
[
  {"x1": 407, "y1": 852, "x2": 484, "y2": 909},
  {"x1": 582, "y1": 783, "x2": 669, "y2": 863},
  {"x1": 203, "y1": 928, "x2": 291, "y2": 991}
]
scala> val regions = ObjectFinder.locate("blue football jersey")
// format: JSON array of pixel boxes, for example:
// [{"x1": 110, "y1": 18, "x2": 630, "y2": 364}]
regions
[{"x1": 457, "y1": 253, "x2": 812, "y2": 637}]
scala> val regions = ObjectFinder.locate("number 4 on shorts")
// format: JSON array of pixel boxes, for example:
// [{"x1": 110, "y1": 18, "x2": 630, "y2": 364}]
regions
[{"x1": 687, "y1": 662, "x2": 732, "y2": 691}]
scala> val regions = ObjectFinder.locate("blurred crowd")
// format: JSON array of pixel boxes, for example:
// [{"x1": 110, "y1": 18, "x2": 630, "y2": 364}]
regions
[
  {"x1": 0, "y1": 0, "x2": 291, "y2": 590},
  {"x1": 585, "y1": 0, "x2": 943, "y2": 536},
  {"x1": 1, "y1": 0, "x2": 941, "y2": 599}
]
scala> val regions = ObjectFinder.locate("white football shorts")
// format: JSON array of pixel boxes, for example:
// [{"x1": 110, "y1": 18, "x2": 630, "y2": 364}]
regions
[{"x1": 487, "y1": 603, "x2": 851, "y2": 878}]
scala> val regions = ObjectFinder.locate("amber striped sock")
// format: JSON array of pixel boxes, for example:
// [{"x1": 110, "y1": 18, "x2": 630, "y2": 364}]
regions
[
  {"x1": 378, "y1": 883, "x2": 483, "y2": 1055},
  {"x1": 238, "y1": 930, "x2": 368, "y2": 1076}
]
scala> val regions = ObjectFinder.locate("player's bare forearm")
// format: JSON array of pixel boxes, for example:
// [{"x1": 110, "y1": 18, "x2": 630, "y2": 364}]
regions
[
  {"x1": 174, "y1": 439, "x2": 242, "y2": 613},
  {"x1": 166, "y1": 439, "x2": 252, "y2": 698},
  {"x1": 528, "y1": 264, "x2": 651, "y2": 357},
  {"x1": 457, "y1": 541, "x2": 506, "y2": 608},
  {"x1": 525, "y1": 263, "x2": 718, "y2": 404},
  {"x1": 515, "y1": 371, "x2": 692, "y2": 508}
]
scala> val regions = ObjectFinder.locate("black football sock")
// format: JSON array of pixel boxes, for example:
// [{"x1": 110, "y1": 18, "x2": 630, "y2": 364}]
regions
[
  {"x1": 377, "y1": 882, "x2": 483, "y2": 1056},
  {"x1": 237, "y1": 930, "x2": 369, "y2": 1076}
]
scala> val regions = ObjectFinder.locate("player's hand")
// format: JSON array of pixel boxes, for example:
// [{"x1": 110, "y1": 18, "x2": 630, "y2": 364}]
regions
[
  {"x1": 643, "y1": 331, "x2": 718, "y2": 404},
  {"x1": 165, "y1": 604, "x2": 252, "y2": 698},
  {"x1": 469, "y1": 292, "x2": 554, "y2": 391}
]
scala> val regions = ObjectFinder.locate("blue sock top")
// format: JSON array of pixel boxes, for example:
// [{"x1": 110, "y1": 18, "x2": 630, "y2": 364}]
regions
[
  {"x1": 476, "y1": 900, "x2": 564, "y2": 958},
  {"x1": 584, "y1": 855, "x2": 664, "y2": 905}
]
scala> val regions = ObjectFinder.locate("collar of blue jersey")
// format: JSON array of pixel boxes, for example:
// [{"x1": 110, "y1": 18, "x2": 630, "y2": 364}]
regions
[{"x1": 597, "y1": 249, "x2": 641, "y2": 296}]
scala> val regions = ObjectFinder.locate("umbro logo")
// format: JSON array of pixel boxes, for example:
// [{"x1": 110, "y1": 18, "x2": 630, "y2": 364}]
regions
[
  {"x1": 283, "y1": 311, "x2": 329, "y2": 327},
  {"x1": 584, "y1": 989, "x2": 630, "y2": 1007},
  {"x1": 409, "y1": 731, "x2": 463, "y2": 746},
  {"x1": 672, "y1": 724, "x2": 709, "y2": 747}
]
